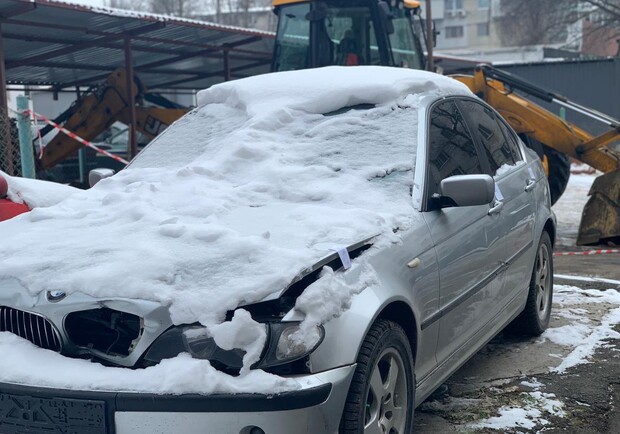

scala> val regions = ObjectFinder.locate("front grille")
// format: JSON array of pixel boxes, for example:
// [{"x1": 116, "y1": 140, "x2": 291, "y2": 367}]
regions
[{"x1": 0, "y1": 306, "x2": 62, "y2": 352}]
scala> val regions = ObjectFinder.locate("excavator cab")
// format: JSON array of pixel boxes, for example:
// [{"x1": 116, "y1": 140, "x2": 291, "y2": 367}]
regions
[{"x1": 272, "y1": 0, "x2": 425, "y2": 72}]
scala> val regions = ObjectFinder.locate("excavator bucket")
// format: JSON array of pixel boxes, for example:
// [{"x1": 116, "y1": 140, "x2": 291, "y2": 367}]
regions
[{"x1": 577, "y1": 169, "x2": 620, "y2": 245}]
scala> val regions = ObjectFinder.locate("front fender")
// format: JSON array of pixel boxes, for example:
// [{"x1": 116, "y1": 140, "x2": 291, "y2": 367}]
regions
[{"x1": 308, "y1": 287, "x2": 417, "y2": 372}]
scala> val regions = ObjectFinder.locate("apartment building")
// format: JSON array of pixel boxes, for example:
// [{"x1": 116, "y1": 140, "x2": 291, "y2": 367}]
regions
[{"x1": 424, "y1": 0, "x2": 502, "y2": 50}]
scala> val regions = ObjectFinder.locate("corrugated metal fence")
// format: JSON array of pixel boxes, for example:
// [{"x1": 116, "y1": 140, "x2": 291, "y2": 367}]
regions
[{"x1": 498, "y1": 57, "x2": 620, "y2": 136}]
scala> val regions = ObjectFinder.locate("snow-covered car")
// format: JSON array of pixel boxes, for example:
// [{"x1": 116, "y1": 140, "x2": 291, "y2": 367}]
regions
[
  {"x1": 0, "y1": 67, "x2": 555, "y2": 434},
  {"x1": 0, "y1": 171, "x2": 78, "y2": 221}
]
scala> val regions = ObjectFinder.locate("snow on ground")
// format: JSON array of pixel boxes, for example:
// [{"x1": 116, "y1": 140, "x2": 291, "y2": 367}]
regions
[
  {"x1": 459, "y1": 283, "x2": 620, "y2": 432},
  {"x1": 546, "y1": 285, "x2": 620, "y2": 373},
  {"x1": 471, "y1": 390, "x2": 565, "y2": 431},
  {"x1": 0, "y1": 67, "x2": 470, "y2": 392},
  {"x1": 551, "y1": 172, "x2": 596, "y2": 246}
]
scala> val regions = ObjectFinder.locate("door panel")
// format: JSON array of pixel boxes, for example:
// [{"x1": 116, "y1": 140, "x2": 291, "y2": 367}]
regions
[
  {"x1": 422, "y1": 99, "x2": 506, "y2": 365},
  {"x1": 424, "y1": 207, "x2": 505, "y2": 364},
  {"x1": 460, "y1": 100, "x2": 536, "y2": 304}
]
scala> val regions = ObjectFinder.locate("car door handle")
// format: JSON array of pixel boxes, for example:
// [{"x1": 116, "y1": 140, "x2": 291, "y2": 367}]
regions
[
  {"x1": 488, "y1": 200, "x2": 503, "y2": 215},
  {"x1": 525, "y1": 180, "x2": 536, "y2": 192}
]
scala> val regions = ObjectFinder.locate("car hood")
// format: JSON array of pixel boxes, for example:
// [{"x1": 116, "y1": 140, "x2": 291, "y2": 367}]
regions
[{"x1": 0, "y1": 166, "x2": 416, "y2": 328}]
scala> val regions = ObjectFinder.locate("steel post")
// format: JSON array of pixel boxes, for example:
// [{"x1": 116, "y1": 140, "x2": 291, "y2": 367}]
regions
[
  {"x1": 425, "y1": 0, "x2": 434, "y2": 72},
  {"x1": 16, "y1": 95, "x2": 35, "y2": 178}
]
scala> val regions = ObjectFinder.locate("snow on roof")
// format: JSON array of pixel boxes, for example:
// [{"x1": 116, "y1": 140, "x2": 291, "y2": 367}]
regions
[{"x1": 198, "y1": 65, "x2": 472, "y2": 117}]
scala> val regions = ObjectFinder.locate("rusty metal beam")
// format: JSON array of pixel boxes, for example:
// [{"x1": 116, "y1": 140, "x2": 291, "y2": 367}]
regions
[
  {"x1": 0, "y1": 23, "x2": 7, "y2": 114},
  {"x1": 124, "y1": 37, "x2": 138, "y2": 159},
  {"x1": 223, "y1": 48, "x2": 231, "y2": 81},
  {"x1": 0, "y1": 22, "x2": 14, "y2": 175}
]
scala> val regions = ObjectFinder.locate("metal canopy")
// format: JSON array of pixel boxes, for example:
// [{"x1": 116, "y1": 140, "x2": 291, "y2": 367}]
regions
[{"x1": 0, "y1": 0, "x2": 275, "y2": 91}]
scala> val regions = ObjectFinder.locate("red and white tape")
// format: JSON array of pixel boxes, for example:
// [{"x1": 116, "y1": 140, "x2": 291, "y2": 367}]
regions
[
  {"x1": 23, "y1": 109, "x2": 129, "y2": 165},
  {"x1": 554, "y1": 249, "x2": 620, "y2": 257}
]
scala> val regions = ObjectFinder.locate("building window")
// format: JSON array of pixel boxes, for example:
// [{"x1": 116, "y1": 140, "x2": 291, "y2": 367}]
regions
[
  {"x1": 445, "y1": 26, "x2": 464, "y2": 38},
  {"x1": 478, "y1": 0, "x2": 490, "y2": 9},
  {"x1": 477, "y1": 22, "x2": 490, "y2": 36},
  {"x1": 445, "y1": 0, "x2": 464, "y2": 11}
]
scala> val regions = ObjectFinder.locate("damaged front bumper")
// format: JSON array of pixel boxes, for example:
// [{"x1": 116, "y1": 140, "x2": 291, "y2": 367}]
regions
[{"x1": 0, "y1": 364, "x2": 355, "y2": 434}]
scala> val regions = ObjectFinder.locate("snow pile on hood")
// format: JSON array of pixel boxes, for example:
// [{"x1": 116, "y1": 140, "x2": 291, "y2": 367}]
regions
[
  {"x1": 1, "y1": 170, "x2": 79, "y2": 208},
  {"x1": 0, "y1": 67, "x2": 470, "y2": 331}
]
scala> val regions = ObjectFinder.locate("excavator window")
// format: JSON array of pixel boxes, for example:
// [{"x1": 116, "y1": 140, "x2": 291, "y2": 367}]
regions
[
  {"x1": 273, "y1": 1, "x2": 422, "y2": 71},
  {"x1": 387, "y1": 7, "x2": 424, "y2": 69}
]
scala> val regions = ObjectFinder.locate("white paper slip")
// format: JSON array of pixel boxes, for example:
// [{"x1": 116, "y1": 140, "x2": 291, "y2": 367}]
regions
[
  {"x1": 494, "y1": 184, "x2": 504, "y2": 201},
  {"x1": 331, "y1": 246, "x2": 352, "y2": 270},
  {"x1": 528, "y1": 167, "x2": 536, "y2": 181}
]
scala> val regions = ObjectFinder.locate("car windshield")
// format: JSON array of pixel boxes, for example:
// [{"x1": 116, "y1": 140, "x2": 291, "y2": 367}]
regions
[{"x1": 129, "y1": 101, "x2": 419, "y2": 187}]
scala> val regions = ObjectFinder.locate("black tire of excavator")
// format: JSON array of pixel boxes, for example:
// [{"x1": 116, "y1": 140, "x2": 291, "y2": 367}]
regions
[
  {"x1": 519, "y1": 135, "x2": 571, "y2": 206},
  {"x1": 543, "y1": 144, "x2": 571, "y2": 205}
]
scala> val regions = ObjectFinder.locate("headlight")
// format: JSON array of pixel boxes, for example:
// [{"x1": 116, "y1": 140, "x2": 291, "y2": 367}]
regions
[{"x1": 143, "y1": 322, "x2": 324, "y2": 370}]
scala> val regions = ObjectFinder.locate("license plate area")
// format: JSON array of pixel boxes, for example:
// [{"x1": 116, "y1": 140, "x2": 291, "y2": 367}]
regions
[{"x1": 0, "y1": 392, "x2": 108, "y2": 434}]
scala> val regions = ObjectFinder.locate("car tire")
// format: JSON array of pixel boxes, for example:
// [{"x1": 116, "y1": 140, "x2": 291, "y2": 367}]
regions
[
  {"x1": 511, "y1": 231, "x2": 554, "y2": 336},
  {"x1": 340, "y1": 319, "x2": 415, "y2": 434}
]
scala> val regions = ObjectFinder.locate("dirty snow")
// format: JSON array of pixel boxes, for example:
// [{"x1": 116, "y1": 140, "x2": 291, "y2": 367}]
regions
[
  {"x1": 541, "y1": 285, "x2": 620, "y2": 372},
  {"x1": 0, "y1": 67, "x2": 469, "y2": 392},
  {"x1": 551, "y1": 172, "x2": 596, "y2": 246},
  {"x1": 542, "y1": 285, "x2": 620, "y2": 372},
  {"x1": 471, "y1": 380, "x2": 565, "y2": 431},
  {"x1": 472, "y1": 392, "x2": 565, "y2": 430}
]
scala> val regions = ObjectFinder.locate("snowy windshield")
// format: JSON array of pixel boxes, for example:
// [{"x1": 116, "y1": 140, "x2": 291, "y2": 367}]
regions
[{"x1": 129, "y1": 100, "x2": 419, "y2": 183}]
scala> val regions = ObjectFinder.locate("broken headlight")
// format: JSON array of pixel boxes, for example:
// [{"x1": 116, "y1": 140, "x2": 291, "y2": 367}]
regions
[{"x1": 143, "y1": 322, "x2": 324, "y2": 370}]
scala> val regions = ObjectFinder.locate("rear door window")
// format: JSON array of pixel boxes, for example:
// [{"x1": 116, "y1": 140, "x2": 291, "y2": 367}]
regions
[
  {"x1": 497, "y1": 119, "x2": 524, "y2": 163},
  {"x1": 458, "y1": 100, "x2": 517, "y2": 176}
]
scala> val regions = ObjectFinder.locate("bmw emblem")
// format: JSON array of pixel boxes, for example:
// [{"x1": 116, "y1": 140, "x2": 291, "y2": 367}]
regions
[{"x1": 47, "y1": 290, "x2": 67, "y2": 303}]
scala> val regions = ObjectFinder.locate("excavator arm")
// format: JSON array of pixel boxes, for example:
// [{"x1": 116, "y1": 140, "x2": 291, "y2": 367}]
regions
[
  {"x1": 453, "y1": 65, "x2": 620, "y2": 245},
  {"x1": 39, "y1": 68, "x2": 188, "y2": 169}
]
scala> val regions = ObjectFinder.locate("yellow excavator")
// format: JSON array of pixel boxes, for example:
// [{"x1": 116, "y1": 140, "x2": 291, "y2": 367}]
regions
[
  {"x1": 270, "y1": 0, "x2": 620, "y2": 245},
  {"x1": 38, "y1": 68, "x2": 188, "y2": 170}
]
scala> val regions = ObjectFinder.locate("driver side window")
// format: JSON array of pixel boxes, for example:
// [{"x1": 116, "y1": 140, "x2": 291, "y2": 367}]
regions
[{"x1": 426, "y1": 100, "x2": 484, "y2": 209}]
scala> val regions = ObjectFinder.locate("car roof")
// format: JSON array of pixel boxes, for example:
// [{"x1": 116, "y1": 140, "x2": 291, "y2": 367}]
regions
[{"x1": 197, "y1": 66, "x2": 473, "y2": 117}]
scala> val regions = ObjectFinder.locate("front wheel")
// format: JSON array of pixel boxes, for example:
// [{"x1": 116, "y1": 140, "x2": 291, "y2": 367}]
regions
[
  {"x1": 340, "y1": 320, "x2": 415, "y2": 434},
  {"x1": 511, "y1": 231, "x2": 554, "y2": 336}
]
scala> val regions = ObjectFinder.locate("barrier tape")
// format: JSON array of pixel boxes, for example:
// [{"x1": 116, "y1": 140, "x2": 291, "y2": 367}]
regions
[
  {"x1": 18, "y1": 108, "x2": 129, "y2": 165},
  {"x1": 554, "y1": 249, "x2": 620, "y2": 257}
]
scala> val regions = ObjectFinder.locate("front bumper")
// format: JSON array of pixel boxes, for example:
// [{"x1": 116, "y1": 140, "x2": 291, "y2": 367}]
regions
[{"x1": 0, "y1": 364, "x2": 355, "y2": 434}]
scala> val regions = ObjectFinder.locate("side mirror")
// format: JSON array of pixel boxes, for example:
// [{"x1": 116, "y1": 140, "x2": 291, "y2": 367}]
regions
[
  {"x1": 438, "y1": 174, "x2": 495, "y2": 208},
  {"x1": 89, "y1": 168, "x2": 115, "y2": 188}
]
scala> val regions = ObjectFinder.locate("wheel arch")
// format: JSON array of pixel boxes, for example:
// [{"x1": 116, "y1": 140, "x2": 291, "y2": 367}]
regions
[{"x1": 376, "y1": 301, "x2": 419, "y2": 365}]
